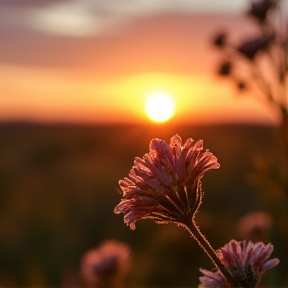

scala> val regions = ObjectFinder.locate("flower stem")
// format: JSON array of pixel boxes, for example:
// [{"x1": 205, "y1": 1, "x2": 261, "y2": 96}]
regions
[{"x1": 185, "y1": 219, "x2": 235, "y2": 285}]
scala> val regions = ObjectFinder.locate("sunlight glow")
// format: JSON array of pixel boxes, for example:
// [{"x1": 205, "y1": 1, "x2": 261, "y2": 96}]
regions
[
  {"x1": 145, "y1": 92, "x2": 175, "y2": 123},
  {"x1": 0, "y1": 66, "x2": 277, "y2": 125}
]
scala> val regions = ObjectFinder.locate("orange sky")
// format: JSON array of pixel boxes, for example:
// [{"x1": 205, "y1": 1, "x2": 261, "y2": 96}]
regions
[{"x1": 0, "y1": 2, "x2": 279, "y2": 125}]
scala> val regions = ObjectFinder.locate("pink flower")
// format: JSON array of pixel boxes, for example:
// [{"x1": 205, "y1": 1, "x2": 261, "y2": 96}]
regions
[
  {"x1": 199, "y1": 268, "x2": 228, "y2": 288},
  {"x1": 114, "y1": 134, "x2": 220, "y2": 230},
  {"x1": 199, "y1": 240, "x2": 280, "y2": 288},
  {"x1": 237, "y1": 211, "x2": 273, "y2": 241},
  {"x1": 81, "y1": 240, "x2": 131, "y2": 288}
]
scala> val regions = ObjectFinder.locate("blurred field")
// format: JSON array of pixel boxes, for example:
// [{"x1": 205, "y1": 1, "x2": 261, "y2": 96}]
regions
[{"x1": 0, "y1": 122, "x2": 279, "y2": 287}]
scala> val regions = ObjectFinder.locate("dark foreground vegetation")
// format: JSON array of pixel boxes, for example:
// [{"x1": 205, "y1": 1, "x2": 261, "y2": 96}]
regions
[{"x1": 0, "y1": 122, "x2": 281, "y2": 287}]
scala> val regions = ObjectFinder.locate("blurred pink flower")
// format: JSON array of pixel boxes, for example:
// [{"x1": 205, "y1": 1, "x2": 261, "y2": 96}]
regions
[
  {"x1": 237, "y1": 211, "x2": 273, "y2": 241},
  {"x1": 114, "y1": 134, "x2": 219, "y2": 230},
  {"x1": 199, "y1": 239, "x2": 280, "y2": 288},
  {"x1": 80, "y1": 239, "x2": 131, "y2": 288}
]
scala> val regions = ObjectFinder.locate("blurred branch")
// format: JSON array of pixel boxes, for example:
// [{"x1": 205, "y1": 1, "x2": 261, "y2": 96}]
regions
[{"x1": 212, "y1": 0, "x2": 288, "y2": 195}]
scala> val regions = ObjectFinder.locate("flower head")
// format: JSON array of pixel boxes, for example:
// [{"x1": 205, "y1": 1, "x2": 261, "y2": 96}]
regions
[
  {"x1": 114, "y1": 134, "x2": 219, "y2": 230},
  {"x1": 199, "y1": 239, "x2": 280, "y2": 288},
  {"x1": 237, "y1": 212, "x2": 273, "y2": 241},
  {"x1": 81, "y1": 239, "x2": 131, "y2": 287},
  {"x1": 199, "y1": 268, "x2": 228, "y2": 288}
]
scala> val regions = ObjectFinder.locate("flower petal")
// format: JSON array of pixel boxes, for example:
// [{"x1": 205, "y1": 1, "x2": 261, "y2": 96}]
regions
[{"x1": 115, "y1": 134, "x2": 220, "y2": 230}]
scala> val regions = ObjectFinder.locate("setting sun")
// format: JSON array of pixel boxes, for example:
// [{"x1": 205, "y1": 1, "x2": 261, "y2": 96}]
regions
[{"x1": 145, "y1": 92, "x2": 175, "y2": 123}]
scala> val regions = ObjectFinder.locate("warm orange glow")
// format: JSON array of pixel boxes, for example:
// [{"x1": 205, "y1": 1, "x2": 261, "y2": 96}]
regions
[
  {"x1": 1, "y1": 11, "x2": 280, "y2": 126},
  {"x1": 0, "y1": 65, "x2": 278, "y2": 125},
  {"x1": 145, "y1": 92, "x2": 175, "y2": 123}
]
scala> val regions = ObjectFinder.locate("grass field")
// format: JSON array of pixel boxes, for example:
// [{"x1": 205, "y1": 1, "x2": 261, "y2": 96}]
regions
[{"x1": 0, "y1": 122, "x2": 281, "y2": 287}]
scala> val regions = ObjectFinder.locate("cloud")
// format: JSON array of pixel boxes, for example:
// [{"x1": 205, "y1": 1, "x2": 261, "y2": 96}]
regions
[
  {"x1": 28, "y1": 2, "x2": 105, "y2": 36},
  {"x1": 24, "y1": 0, "x2": 246, "y2": 37}
]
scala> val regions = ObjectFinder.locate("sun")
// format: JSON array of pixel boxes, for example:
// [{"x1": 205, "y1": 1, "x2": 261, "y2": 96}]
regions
[{"x1": 145, "y1": 92, "x2": 175, "y2": 123}]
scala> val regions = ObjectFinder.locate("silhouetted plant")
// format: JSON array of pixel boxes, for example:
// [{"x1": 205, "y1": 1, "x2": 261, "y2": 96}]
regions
[
  {"x1": 212, "y1": 0, "x2": 288, "y2": 198},
  {"x1": 212, "y1": 0, "x2": 288, "y2": 285}
]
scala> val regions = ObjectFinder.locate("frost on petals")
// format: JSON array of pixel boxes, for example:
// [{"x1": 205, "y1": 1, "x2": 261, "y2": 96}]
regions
[
  {"x1": 199, "y1": 239, "x2": 280, "y2": 288},
  {"x1": 114, "y1": 134, "x2": 220, "y2": 230}
]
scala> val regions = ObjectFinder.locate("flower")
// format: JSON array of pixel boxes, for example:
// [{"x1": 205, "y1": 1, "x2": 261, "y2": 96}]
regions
[
  {"x1": 80, "y1": 239, "x2": 131, "y2": 288},
  {"x1": 114, "y1": 134, "x2": 220, "y2": 230},
  {"x1": 199, "y1": 240, "x2": 280, "y2": 288},
  {"x1": 237, "y1": 212, "x2": 273, "y2": 241},
  {"x1": 199, "y1": 268, "x2": 228, "y2": 288}
]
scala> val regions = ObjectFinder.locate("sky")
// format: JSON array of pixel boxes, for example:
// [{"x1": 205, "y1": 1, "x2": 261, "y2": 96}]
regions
[{"x1": 0, "y1": 0, "x2": 279, "y2": 125}]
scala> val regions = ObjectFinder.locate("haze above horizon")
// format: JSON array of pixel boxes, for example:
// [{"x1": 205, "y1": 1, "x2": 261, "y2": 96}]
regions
[{"x1": 0, "y1": 0, "x2": 278, "y2": 126}]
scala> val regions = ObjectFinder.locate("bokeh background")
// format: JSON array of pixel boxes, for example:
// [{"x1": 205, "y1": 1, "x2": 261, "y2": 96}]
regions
[{"x1": 0, "y1": 0, "x2": 285, "y2": 287}]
